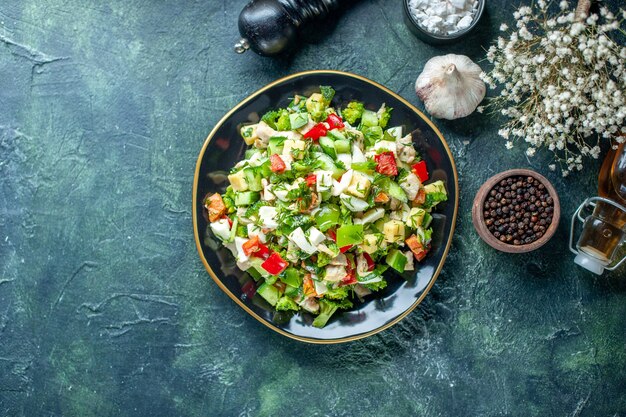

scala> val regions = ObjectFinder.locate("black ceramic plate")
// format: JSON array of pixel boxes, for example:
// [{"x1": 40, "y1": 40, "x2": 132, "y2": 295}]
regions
[{"x1": 193, "y1": 70, "x2": 458, "y2": 344}]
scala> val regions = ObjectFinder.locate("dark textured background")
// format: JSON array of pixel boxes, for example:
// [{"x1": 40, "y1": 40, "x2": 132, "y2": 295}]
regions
[{"x1": 1, "y1": 0, "x2": 625, "y2": 416}]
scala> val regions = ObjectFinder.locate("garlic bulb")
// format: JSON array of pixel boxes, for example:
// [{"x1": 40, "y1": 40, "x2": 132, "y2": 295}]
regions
[{"x1": 415, "y1": 54, "x2": 486, "y2": 120}]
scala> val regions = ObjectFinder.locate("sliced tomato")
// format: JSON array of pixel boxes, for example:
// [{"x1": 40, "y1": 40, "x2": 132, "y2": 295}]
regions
[
  {"x1": 406, "y1": 234, "x2": 429, "y2": 261},
  {"x1": 325, "y1": 113, "x2": 344, "y2": 129},
  {"x1": 261, "y1": 252, "x2": 288, "y2": 275},
  {"x1": 242, "y1": 236, "x2": 261, "y2": 256},
  {"x1": 412, "y1": 188, "x2": 426, "y2": 206},
  {"x1": 411, "y1": 160, "x2": 429, "y2": 182},
  {"x1": 270, "y1": 154, "x2": 286, "y2": 173},
  {"x1": 303, "y1": 274, "x2": 317, "y2": 297},
  {"x1": 303, "y1": 123, "x2": 327, "y2": 140},
  {"x1": 205, "y1": 193, "x2": 226, "y2": 222},
  {"x1": 305, "y1": 174, "x2": 317, "y2": 187},
  {"x1": 374, "y1": 152, "x2": 398, "y2": 176},
  {"x1": 327, "y1": 229, "x2": 337, "y2": 242},
  {"x1": 374, "y1": 191, "x2": 389, "y2": 203}
]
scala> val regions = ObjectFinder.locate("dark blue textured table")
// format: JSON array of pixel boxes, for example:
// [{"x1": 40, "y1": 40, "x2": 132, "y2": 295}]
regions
[{"x1": 1, "y1": 0, "x2": 625, "y2": 416}]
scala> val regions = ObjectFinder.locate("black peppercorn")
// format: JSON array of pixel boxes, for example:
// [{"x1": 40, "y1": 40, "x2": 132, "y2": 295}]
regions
[{"x1": 482, "y1": 175, "x2": 554, "y2": 246}]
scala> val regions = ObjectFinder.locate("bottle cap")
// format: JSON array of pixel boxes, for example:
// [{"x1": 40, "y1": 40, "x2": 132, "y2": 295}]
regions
[{"x1": 574, "y1": 252, "x2": 605, "y2": 275}]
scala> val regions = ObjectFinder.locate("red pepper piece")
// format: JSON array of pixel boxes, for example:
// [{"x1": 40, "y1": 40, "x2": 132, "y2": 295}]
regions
[
  {"x1": 411, "y1": 160, "x2": 429, "y2": 182},
  {"x1": 261, "y1": 252, "x2": 288, "y2": 275},
  {"x1": 305, "y1": 174, "x2": 317, "y2": 187},
  {"x1": 327, "y1": 229, "x2": 337, "y2": 242},
  {"x1": 363, "y1": 252, "x2": 376, "y2": 271},
  {"x1": 253, "y1": 242, "x2": 270, "y2": 260},
  {"x1": 374, "y1": 152, "x2": 398, "y2": 176},
  {"x1": 270, "y1": 154, "x2": 286, "y2": 173},
  {"x1": 303, "y1": 123, "x2": 327, "y2": 140},
  {"x1": 325, "y1": 113, "x2": 344, "y2": 129},
  {"x1": 339, "y1": 245, "x2": 352, "y2": 253}
]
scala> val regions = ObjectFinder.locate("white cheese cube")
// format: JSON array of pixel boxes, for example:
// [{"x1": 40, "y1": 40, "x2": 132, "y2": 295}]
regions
[
  {"x1": 315, "y1": 170, "x2": 334, "y2": 192},
  {"x1": 282, "y1": 139, "x2": 306, "y2": 159},
  {"x1": 258, "y1": 206, "x2": 278, "y2": 229},
  {"x1": 346, "y1": 171, "x2": 372, "y2": 199},
  {"x1": 209, "y1": 218, "x2": 231, "y2": 242},
  {"x1": 383, "y1": 220, "x2": 405, "y2": 243},
  {"x1": 228, "y1": 169, "x2": 248, "y2": 192}
]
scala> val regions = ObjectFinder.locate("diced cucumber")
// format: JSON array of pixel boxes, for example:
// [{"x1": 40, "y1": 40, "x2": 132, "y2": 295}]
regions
[
  {"x1": 234, "y1": 191, "x2": 260, "y2": 206},
  {"x1": 334, "y1": 139, "x2": 351, "y2": 154},
  {"x1": 268, "y1": 136, "x2": 286, "y2": 156},
  {"x1": 327, "y1": 129, "x2": 346, "y2": 141},
  {"x1": 259, "y1": 159, "x2": 272, "y2": 177},
  {"x1": 319, "y1": 136, "x2": 337, "y2": 158},
  {"x1": 257, "y1": 283, "x2": 281, "y2": 306},
  {"x1": 312, "y1": 152, "x2": 345, "y2": 179},
  {"x1": 423, "y1": 213, "x2": 433, "y2": 228},
  {"x1": 386, "y1": 181, "x2": 408, "y2": 203},
  {"x1": 386, "y1": 249, "x2": 407, "y2": 273},
  {"x1": 247, "y1": 267, "x2": 263, "y2": 281},
  {"x1": 289, "y1": 112, "x2": 308, "y2": 129},
  {"x1": 243, "y1": 168, "x2": 262, "y2": 192},
  {"x1": 361, "y1": 110, "x2": 379, "y2": 127}
]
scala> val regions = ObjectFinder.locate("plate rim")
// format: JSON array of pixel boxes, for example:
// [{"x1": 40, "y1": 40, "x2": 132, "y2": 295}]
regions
[{"x1": 192, "y1": 69, "x2": 459, "y2": 344}]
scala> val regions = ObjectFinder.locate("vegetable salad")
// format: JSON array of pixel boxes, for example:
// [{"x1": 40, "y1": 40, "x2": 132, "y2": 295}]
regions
[{"x1": 205, "y1": 86, "x2": 447, "y2": 328}]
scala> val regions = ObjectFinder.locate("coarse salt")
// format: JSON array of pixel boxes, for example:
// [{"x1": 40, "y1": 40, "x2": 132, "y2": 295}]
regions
[{"x1": 408, "y1": 0, "x2": 479, "y2": 35}]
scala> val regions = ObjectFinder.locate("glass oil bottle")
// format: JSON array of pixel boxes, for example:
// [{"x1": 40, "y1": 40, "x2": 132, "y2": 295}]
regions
[{"x1": 570, "y1": 143, "x2": 626, "y2": 275}]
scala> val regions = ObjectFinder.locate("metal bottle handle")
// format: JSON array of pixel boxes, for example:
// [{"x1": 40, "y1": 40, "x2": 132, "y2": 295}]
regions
[{"x1": 569, "y1": 196, "x2": 626, "y2": 271}]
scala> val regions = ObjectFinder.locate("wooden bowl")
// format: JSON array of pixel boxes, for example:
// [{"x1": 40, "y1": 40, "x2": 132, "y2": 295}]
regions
[{"x1": 471, "y1": 169, "x2": 560, "y2": 253}]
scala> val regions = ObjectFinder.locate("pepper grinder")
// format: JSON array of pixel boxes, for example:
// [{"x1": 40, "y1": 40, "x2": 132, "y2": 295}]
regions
[{"x1": 235, "y1": 0, "x2": 353, "y2": 56}]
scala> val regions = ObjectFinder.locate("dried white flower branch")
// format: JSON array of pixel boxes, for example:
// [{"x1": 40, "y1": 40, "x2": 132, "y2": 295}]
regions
[{"x1": 480, "y1": 0, "x2": 626, "y2": 176}]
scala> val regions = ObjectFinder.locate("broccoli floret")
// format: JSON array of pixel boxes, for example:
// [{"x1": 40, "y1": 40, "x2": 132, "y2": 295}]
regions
[
  {"x1": 275, "y1": 109, "x2": 291, "y2": 131},
  {"x1": 317, "y1": 252, "x2": 333, "y2": 267},
  {"x1": 276, "y1": 296, "x2": 299, "y2": 312},
  {"x1": 312, "y1": 298, "x2": 353, "y2": 328},
  {"x1": 378, "y1": 105, "x2": 393, "y2": 128},
  {"x1": 341, "y1": 101, "x2": 365, "y2": 124},
  {"x1": 320, "y1": 85, "x2": 335, "y2": 104},
  {"x1": 324, "y1": 285, "x2": 350, "y2": 300},
  {"x1": 261, "y1": 110, "x2": 280, "y2": 129}
]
